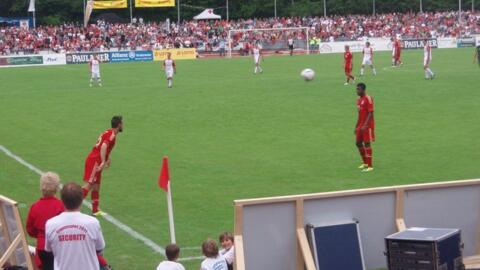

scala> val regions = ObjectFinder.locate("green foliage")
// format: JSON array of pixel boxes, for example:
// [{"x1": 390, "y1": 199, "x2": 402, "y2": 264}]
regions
[{"x1": 1, "y1": 0, "x2": 479, "y2": 25}]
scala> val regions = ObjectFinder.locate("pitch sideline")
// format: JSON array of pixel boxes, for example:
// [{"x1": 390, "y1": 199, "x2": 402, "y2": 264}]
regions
[{"x1": 0, "y1": 144, "x2": 203, "y2": 261}]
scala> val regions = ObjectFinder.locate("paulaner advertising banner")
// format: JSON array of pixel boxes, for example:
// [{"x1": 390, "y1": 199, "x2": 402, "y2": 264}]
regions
[{"x1": 401, "y1": 38, "x2": 438, "y2": 50}]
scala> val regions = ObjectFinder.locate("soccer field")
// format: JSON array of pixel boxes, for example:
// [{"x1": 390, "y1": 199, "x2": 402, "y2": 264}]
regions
[{"x1": 1, "y1": 47, "x2": 479, "y2": 270}]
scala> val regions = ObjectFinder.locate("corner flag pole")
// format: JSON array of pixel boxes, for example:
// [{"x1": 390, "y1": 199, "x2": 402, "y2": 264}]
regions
[
  {"x1": 158, "y1": 156, "x2": 176, "y2": 244},
  {"x1": 166, "y1": 181, "x2": 176, "y2": 243}
]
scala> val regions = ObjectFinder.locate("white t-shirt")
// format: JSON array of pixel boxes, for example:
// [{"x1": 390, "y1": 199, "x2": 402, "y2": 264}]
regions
[
  {"x1": 220, "y1": 247, "x2": 235, "y2": 265},
  {"x1": 156, "y1": 261, "x2": 186, "y2": 270},
  {"x1": 45, "y1": 211, "x2": 105, "y2": 270},
  {"x1": 200, "y1": 256, "x2": 228, "y2": 270},
  {"x1": 90, "y1": 59, "x2": 100, "y2": 73}
]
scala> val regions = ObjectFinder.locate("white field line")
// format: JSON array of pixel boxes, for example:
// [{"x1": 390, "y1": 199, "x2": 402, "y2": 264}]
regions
[{"x1": 0, "y1": 145, "x2": 202, "y2": 261}]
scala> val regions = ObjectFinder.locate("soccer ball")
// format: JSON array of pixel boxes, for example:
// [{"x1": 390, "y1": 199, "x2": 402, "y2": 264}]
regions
[{"x1": 301, "y1": 68, "x2": 315, "y2": 81}]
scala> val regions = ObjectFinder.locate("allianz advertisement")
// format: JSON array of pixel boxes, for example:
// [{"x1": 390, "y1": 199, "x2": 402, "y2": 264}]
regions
[{"x1": 109, "y1": 50, "x2": 153, "y2": 62}]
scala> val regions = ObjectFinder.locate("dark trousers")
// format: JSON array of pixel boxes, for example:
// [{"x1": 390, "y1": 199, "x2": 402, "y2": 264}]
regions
[{"x1": 38, "y1": 250, "x2": 54, "y2": 270}]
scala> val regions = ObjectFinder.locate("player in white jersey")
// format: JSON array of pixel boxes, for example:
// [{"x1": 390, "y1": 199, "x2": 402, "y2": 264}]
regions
[
  {"x1": 252, "y1": 43, "x2": 263, "y2": 74},
  {"x1": 163, "y1": 52, "x2": 176, "y2": 88},
  {"x1": 423, "y1": 38, "x2": 435, "y2": 79},
  {"x1": 360, "y1": 42, "x2": 377, "y2": 76},
  {"x1": 89, "y1": 55, "x2": 102, "y2": 87}
]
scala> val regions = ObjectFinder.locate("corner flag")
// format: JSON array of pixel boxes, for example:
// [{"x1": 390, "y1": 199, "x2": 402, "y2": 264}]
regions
[
  {"x1": 158, "y1": 156, "x2": 169, "y2": 191},
  {"x1": 158, "y1": 156, "x2": 176, "y2": 243}
]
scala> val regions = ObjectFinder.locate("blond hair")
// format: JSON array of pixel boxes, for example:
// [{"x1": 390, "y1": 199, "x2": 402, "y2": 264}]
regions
[{"x1": 40, "y1": 172, "x2": 60, "y2": 196}]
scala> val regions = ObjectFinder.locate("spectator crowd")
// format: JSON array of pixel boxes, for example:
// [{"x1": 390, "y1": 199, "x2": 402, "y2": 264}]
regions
[{"x1": 0, "y1": 11, "x2": 478, "y2": 55}]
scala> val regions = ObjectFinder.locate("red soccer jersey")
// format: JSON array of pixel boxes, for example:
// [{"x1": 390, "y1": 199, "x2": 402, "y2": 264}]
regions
[
  {"x1": 26, "y1": 196, "x2": 64, "y2": 250},
  {"x1": 344, "y1": 52, "x2": 353, "y2": 67},
  {"x1": 87, "y1": 128, "x2": 116, "y2": 161},
  {"x1": 356, "y1": 95, "x2": 375, "y2": 129},
  {"x1": 394, "y1": 40, "x2": 401, "y2": 55}
]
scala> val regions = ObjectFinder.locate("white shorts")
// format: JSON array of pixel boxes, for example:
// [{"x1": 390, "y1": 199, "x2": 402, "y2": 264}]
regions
[
  {"x1": 91, "y1": 71, "x2": 100, "y2": 79},
  {"x1": 423, "y1": 58, "x2": 430, "y2": 66},
  {"x1": 165, "y1": 70, "x2": 174, "y2": 78},
  {"x1": 362, "y1": 58, "x2": 373, "y2": 66},
  {"x1": 254, "y1": 56, "x2": 260, "y2": 64}
]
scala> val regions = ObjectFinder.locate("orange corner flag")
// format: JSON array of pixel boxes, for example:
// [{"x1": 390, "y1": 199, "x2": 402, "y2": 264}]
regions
[{"x1": 158, "y1": 156, "x2": 169, "y2": 192}]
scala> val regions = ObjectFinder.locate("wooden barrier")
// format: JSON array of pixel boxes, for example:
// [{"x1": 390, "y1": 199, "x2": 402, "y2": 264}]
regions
[{"x1": 0, "y1": 195, "x2": 34, "y2": 270}]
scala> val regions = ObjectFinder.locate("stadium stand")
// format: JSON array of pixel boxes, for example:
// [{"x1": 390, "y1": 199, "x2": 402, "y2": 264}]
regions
[{"x1": 0, "y1": 11, "x2": 478, "y2": 55}]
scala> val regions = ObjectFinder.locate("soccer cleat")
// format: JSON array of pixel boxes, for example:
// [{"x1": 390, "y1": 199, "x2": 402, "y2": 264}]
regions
[
  {"x1": 344, "y1": 82, "x2": 349, "y2": 86},
  {"x1": 358, "y1": 164, "x2": 368, "y2": 169},
  {"x1": 93, "y1": 211, "x2": 106, "y2": 217},
  {"x1": 361, "y1": 167, "x2": 374, "y2": 173}
]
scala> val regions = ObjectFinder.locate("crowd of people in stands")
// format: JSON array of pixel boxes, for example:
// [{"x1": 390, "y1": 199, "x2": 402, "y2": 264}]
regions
[
  {"x1": 26, "y1": 173, "x2": 235, "y2": 270},
  {"x1": 0, "y1": 11, "x2": 478, "y2": 55}
]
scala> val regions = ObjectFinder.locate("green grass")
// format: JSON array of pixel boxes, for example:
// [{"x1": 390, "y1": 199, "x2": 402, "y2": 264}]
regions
[{"x1": 1, "y1": 48, "x2": 479, "y2": 270}]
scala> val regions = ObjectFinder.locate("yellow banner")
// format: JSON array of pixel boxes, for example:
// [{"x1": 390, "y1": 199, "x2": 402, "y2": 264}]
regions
[
  {"x1": 93, "y1": 0, "x2": 127, "y2": 9},
  {"x1": 135, "y1": 0, "x2": 175, "y2": 7},
  {"x1": 154, "y1": 48, "x2": 196, "y2": 61}
]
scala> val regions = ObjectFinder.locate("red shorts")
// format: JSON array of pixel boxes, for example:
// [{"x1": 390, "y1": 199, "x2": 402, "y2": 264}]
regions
[
  {"x1": 83, "y1": 156, "x2": 102, "y2": 184},
  {"x1": 356, "y1": 127, "x2": 375, "y2": 143},
  {"x1": 345, "y1": 66, "x2": 352, "y2": 73},
  {"x1": 394, "y1": 53, "x2": 401, "y2": 61}
]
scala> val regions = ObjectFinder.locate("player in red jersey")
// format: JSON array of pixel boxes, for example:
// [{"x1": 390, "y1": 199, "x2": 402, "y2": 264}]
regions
[
  {"x1": 355, "y1": 83, "x2": 374, "y2": 172},
  {"x1": 344, "y1": 45, "x2": 355, "y2": 85},
  {"x1": 391, "y1": 37, "x2": 402, "y2": 67},
  {"x1": 82, "y1": 116, "x2": 123, "y2": 216}
]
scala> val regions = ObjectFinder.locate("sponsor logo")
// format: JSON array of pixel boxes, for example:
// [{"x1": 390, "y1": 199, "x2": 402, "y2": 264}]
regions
[
  {"x1": 320, "y1": 44, "x2": 332, "y2": 53},
  {"x1": 402, "y1": 39, "x2": 438, "y2": 49},
  {"x1": 457, "y1": 38, "x2": 475, "y2": 48},
  {"x1": 3, "y1": 56, "x2": 44, "y2": 66},
  {"x1": 66, "y1": 52, "x2": 110, "y2": 64},
  {"x1": 153, "y1": 48, "x2": 197, "y2": 61},
  {"x1": 110, "y1": 50, "x2": 153, "y2": 62}
]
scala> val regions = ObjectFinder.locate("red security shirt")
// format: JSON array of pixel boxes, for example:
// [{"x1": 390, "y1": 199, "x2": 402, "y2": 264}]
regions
[
  {"x1": 87, "y1": 129, "x2": 116, "y2": 161},
  {"x1": 356, "y1": 95, "x2": 375, "y2": 129},
  {"x1": 26, "y1": 196, "x2": 64, "y2": 250}
]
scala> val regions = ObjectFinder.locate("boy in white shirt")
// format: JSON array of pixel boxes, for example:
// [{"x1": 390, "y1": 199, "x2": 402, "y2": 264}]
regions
[
  {"x1": 156, "y1": 244, "x2": 185, "y2": 270},
  {"x1": 219, "y1": 232, "x2": 235, "y2": 270},
  {"x1": 200, "y1": 239, "x2": 228, "y2": 270}
]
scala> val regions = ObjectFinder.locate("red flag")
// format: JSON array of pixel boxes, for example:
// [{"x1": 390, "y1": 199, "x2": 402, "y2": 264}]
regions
[{"x1": 158, "y1": 156, "x2": 169, "y2": 191}]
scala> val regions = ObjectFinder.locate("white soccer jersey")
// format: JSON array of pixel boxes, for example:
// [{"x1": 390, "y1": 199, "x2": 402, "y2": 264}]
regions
[
  {"x1": 363, "y1": 47, "x2": 373, "y2": 60},
  {"x1": 164, "y1": 59, "x2": 174, "y2": 72},
  {"x1": 156, "y1": 261, "x2": 186, "y2": 270},
  {"x1": 200, "y1": 256, "x2": 228, "y2": 270},
  {"x1": 253, "y1": 48, "x2": 261, "y2": 63},
  {"x1": 164, "y1": 59, "x2": 175, "y2": 77},
  {"x1": 288, "y1": 38, "x2": 294, "y2": 46},
  {"x1": 45, "y1": 211, "x2": 105, "y2": 270},
  {"x1": 90, "y1": 59, "x2": 100, "y2": 73}
]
